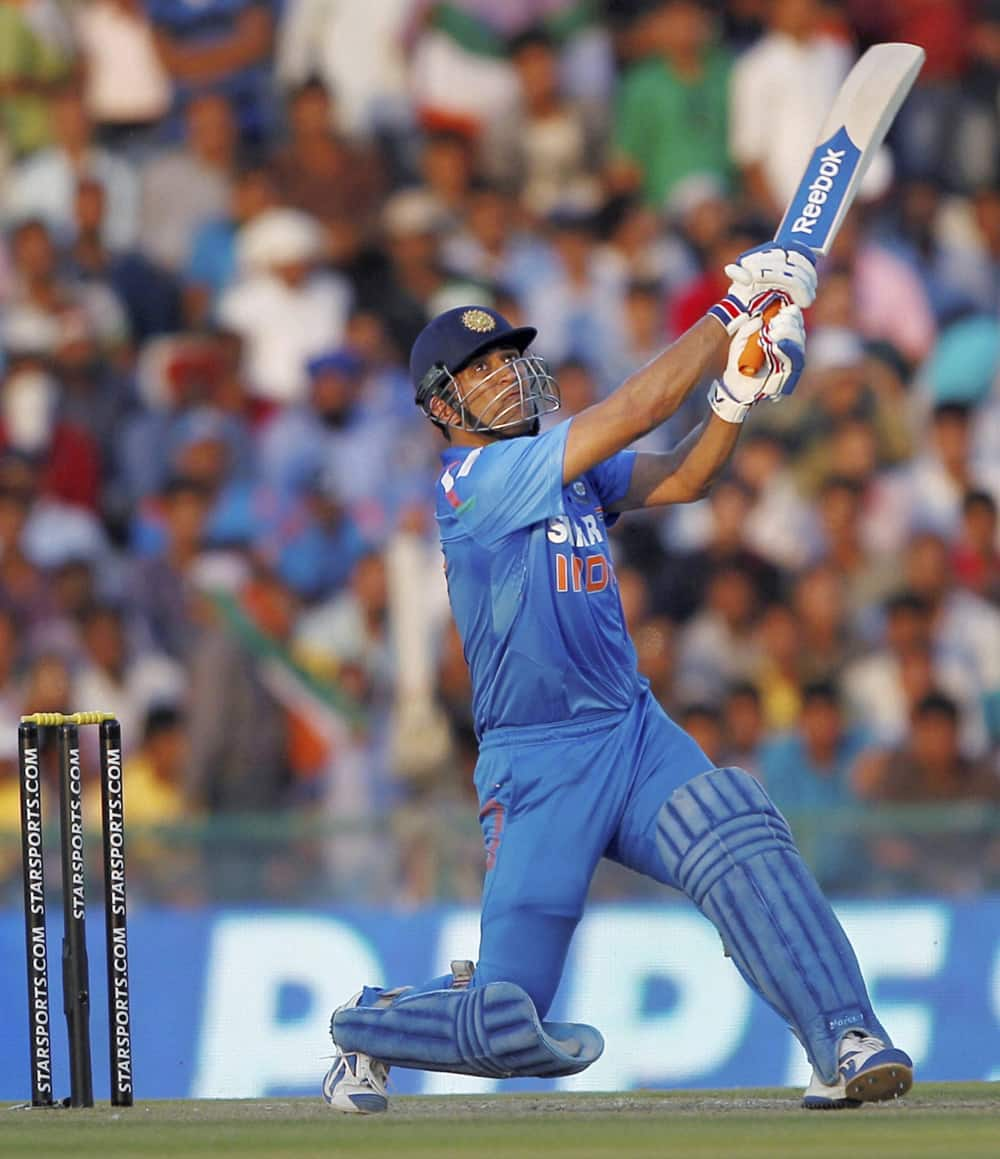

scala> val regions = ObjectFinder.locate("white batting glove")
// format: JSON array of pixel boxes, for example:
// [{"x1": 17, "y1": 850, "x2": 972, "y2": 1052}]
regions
[
  {"x1": 726, "y1": 241, "x2": 817, "y2": 309},
  {"x1": 708, "y1": 242, "x2": 817, "y2": 335},
  {"x1": 708, "y1": 304, "x2": 807, "y2": 423}
]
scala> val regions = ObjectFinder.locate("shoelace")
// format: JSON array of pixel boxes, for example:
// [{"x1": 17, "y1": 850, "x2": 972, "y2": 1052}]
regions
[
  {"x1": 321, "y1": 1048, "x2": 390, "y2": 1090},
  {"x1": 842, "y1": 1030, "x2": 883, "y2": 1051}
]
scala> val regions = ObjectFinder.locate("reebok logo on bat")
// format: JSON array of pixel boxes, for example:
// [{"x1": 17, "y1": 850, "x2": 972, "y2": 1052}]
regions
[{"x1": 790, "y1": 147, "x2": 847, "y2": 236}]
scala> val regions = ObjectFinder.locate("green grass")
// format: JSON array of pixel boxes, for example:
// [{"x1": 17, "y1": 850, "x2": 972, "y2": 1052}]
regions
[{"x1": 2, "y1": 1084, "x2": 997, "y2": 1159}]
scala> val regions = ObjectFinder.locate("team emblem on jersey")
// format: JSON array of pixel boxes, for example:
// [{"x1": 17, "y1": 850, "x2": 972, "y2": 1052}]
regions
[
  {"x1": 573, "y1": 482, "x2": 587, "y2": 497},
  {"x1": 461, "y1": 309, "x2": 496, "y2": 333}
]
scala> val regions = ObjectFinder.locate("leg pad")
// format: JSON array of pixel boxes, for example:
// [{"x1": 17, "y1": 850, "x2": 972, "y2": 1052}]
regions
[
  {"x1": 656, "y1": 766, "x2": 888, "y2": 1083},
  {"x1": 332, "y1": 981, "x2": 603, "y2": 1078}
]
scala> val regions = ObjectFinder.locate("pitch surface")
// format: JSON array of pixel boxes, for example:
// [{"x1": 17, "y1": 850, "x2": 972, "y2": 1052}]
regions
[{"x1": 3, "y1": 1083, "x2": 997, "y2": 1158}]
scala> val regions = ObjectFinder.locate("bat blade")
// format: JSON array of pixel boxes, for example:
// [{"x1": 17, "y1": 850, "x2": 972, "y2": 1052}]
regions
[
  {"x1": 737, "y1": 43, "x2": 925, "y2": 375},
  {"x1": 775, "y1": 42, "x2": 926, "y2": 255}
]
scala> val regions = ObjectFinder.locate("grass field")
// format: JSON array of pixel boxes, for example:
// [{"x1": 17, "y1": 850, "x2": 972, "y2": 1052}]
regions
[{"x1": 2, "y1": 1084, "x2": 997, "y2": 1159}]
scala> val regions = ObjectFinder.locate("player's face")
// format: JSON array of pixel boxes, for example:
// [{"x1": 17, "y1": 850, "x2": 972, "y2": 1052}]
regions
[{"x1": 454, "y1": 346, "x2": 539, "y2": 435}]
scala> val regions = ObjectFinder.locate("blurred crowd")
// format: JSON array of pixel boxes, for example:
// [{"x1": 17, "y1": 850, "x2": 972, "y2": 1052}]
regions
[{"x1": 0, "y1": 0, "x2": 998, "y2": 905}]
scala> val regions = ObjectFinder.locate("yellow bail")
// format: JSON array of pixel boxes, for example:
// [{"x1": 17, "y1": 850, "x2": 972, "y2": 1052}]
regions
[{"x1": 21, "y1": 712, "x2": 118, "y2": 727}]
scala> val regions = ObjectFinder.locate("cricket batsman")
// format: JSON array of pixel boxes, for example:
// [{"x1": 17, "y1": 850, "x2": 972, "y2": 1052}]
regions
[{"x1": 321, "y1": 242, "x2": 913, "y2": 1113}]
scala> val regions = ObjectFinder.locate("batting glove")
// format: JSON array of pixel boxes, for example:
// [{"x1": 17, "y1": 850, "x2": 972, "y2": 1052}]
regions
[
  {"x1": 708, "y1": 303, "x2": 807, "y2": 423},
  {"x1": 727, "y1": 241, "x2": 817, "y2": 309},
  {"x1": 708, "y1": 242, "x2": 817, "y2": 335}
]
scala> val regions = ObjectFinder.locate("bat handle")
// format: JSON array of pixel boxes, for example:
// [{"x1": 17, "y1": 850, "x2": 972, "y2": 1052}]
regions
[{"x1": 737, "y1": 299, "x2": 783, "y2": 375}]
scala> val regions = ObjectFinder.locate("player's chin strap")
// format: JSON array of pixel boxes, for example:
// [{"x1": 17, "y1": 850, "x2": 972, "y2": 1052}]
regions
[
  {"x1": 332, "y1": 970, "x2": 603, "y2": 1079},
  {"x1": 656, "y1": 766, "x2": 891, "y2": 1085}
]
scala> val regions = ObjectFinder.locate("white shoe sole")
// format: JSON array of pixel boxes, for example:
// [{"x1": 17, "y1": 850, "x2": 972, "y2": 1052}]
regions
[{"x1": 327, "y1": 1089, "x2": 388, "y2": 1114}]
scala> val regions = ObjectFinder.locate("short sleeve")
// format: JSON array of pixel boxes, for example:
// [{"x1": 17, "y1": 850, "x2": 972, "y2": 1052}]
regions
[
  {"x1": 439, "y1": 422, "x2": 570, "y2": 549},
  {"x1": 586, "y1": 450, "x2": 636, "y2": 524}
]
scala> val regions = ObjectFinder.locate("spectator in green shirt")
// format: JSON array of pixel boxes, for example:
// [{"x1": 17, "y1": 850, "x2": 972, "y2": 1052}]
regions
[
  {"x1": 611, "y1": 0, "x2": 731, "y2": 209},
  {"x1": 0, "y1": 0, "x2": 77, "y2": 157}
]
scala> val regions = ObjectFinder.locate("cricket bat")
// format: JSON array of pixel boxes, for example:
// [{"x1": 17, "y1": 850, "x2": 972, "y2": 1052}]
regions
[{"x1": 739, "y1": 42, "x2": 925, "y2": 374}]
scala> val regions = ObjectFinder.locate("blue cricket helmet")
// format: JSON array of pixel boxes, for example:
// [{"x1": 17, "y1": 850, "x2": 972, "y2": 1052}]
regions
[
  {"x1": 410, "y1": 306, "x2": 557, "y2": 436},
  {"x1": 410, "y1": 306, "x2": 536, "y2": 393}
]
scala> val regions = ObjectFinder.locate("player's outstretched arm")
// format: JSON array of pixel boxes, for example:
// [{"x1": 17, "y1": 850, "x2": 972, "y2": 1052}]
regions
[
  {"x1": 611, "y1": 303, "x2": 806, "y2": 511},
  {"x1": 561, "y1": 244, "x2": 815, "y2": 484}
]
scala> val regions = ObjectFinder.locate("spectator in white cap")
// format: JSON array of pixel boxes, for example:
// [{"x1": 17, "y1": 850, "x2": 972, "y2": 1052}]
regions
[{"x1": 215, "y1": 207, "x2": 353, "y2": 406}]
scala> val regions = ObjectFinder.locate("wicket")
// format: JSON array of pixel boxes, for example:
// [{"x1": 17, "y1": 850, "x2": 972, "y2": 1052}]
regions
[{"x1": 17, "y1": 712, "x2": 134, "y2": 1109}]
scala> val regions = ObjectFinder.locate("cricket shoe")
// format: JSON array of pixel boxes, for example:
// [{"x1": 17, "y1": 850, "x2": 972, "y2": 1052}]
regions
[
  {"x1": 322, "y1": 1048, "x2": 390, "y2": 1114},
  {"x1": 323, "y1": 989, "x2": 393, "y2": 1113},
  {"x1": 802, "y1": 1030, "x2": 913, "y2": 1110}
]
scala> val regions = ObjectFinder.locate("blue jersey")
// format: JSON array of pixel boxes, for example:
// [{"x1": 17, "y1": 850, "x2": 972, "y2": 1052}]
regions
[{"x1": 435, "y1": 420, "x2": 642, "y2": 737}]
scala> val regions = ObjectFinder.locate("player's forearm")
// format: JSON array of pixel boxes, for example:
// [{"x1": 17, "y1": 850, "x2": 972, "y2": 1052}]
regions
[
  {"x1": 663, "y1": 412, "x2": 743, "y2": 500},
  {"x1": 619, "y1": 413, "x2": 742, "y2": 509},
  {"x1": 619, "y1": 316, "x2": 726, "y2": 430},
  {"x1": 563, "y1": 317, "x2": 725, "y2": 482}
]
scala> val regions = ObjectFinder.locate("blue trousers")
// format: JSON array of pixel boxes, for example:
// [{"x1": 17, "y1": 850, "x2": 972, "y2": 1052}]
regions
[
  {"x1": 470, "y1": 690, "x2": 711, "y2": 1017},
  {"x1": 360, "y1": 693, "x2": 888, "y2": 1081}
]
